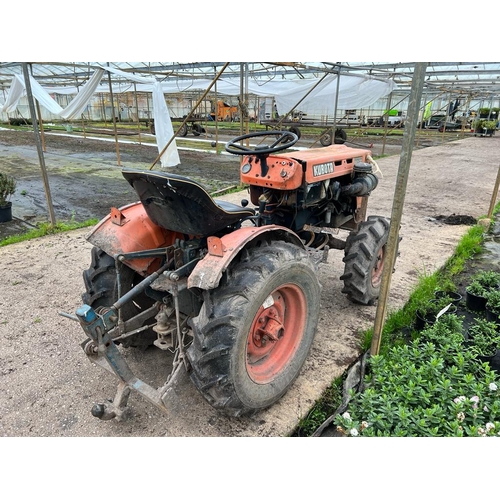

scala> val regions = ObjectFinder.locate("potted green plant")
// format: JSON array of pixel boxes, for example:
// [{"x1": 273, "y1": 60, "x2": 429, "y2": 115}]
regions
[
  {"x1": 0, "y1": 172, "x2": 16, "y2": 223},
  {"x1": 466, "y1": 270, "x2": 500, "y2": 311},
  {"x1": 486, "y1": 289, "x2": 500, "y2": 324},
  {"x1": 434, "y1": 288, "x2": 462, "y2": 305},
  {"x1": 478, "y1": 107, "x2": 491, "y2": 118},
  {"x1": 467, "y1": 317, "x2": 500, "y2": 364},
  {"x1": 415, "y1": 296, "x2": 457, "y2": 330},
  {"x1": 474, "y1": 119, "x2": 497, "y2": 136}
]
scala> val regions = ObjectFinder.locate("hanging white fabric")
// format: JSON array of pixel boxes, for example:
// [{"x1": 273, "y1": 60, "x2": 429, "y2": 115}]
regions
[
  {"x1": 59, "y1": 69, "x2": 105, "y2": 119},
  {"x1": 98, "y1": 65, "x2": 180, "y2": 167},
  {"x1": 0, "y1": 67, "x2": 180, "y2": 168}
]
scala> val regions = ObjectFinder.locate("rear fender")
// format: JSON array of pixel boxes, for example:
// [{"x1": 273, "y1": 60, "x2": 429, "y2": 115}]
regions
[
  {"x1": 86, "y1": 202, "x2": 182, "y2": 276},
  {"x1": 188, "y1": 225, "x2": 304, "y2": 290}
]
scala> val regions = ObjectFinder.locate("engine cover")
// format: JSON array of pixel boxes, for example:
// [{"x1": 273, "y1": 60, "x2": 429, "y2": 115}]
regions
[{"x1": 240, "y1": 144, "x2": 369, "y2": 190}]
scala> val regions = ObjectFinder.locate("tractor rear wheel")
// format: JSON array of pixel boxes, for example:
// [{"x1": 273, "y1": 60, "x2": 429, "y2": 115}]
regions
[
  {"x1": 187, "y1": 240, "x2": 321, "y2": 417},
  {"x1": 82, "y1": 247, "x2": 157, "y2": 348},
  {"x1": 340, "y1": 216, "x2": 391, "y2": 305}
]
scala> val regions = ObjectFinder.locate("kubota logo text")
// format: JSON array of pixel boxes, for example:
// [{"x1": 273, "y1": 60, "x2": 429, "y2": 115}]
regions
[{"x1": 313, "y1": 162, "x2": 334, "y2": 176}]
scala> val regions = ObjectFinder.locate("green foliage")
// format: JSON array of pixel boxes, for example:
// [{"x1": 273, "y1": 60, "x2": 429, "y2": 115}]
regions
[
  {"x1": 0, "y1": 219, "x2": 98, "y2": 247},
  {"x1": 421, "y1": 297, "x2": 456, "y2": 317},
  {"x1": 295, "y1": 203, "x2": 500, "y2": 437},
  {"x1": 486, "y1": 289, "x2": 500, "y2": 315},
  {"x1": 474, "y1": 119, "x2": 497, "y2": 131},
  {"x1": 294, "y1": 378, "x2": 343, "y2": 436},
  {"x1": 0, "y1": 172, "x2": 16, "y2": 206},
  {"x1": 443, "y1": 225, "x2": 485, "y2": 276},
  {"x1": 467, "y1": 280, "x2": 489, "y2": 297},
  {"x1": 467, "y1": 270, "x2": 500, "y2": 298},
  {"x1": 335, "y1": 320, "x2": 500, "y2": 436},
  {"x1": 468, "y1": 318, "x2": 500, "y2": 356}
]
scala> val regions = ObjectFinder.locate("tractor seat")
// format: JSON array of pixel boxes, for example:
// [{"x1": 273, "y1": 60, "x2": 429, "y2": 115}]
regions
[{"x1": 122, "y1": 169, "x2": 255, "y2": 237}]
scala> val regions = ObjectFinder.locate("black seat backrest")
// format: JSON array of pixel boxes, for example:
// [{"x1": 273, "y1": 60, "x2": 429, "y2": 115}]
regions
[{"x1": 122, "y1": 169, "x2": 254, "y2": 236}]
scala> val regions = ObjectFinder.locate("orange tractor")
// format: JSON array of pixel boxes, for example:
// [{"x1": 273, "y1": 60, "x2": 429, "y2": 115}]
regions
[{"x1": 71, "y1": 130, "x2": 391, "y2": 421}]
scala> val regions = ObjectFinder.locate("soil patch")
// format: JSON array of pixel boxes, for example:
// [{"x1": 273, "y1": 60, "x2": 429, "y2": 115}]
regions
[{"x1": 435, "y1": 214, "x2": 478, "y2": 225}]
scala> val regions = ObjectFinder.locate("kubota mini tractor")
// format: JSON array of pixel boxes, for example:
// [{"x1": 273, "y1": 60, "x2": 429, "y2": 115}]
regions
[{"x1": 69, "y1": 130, "x2": 392, "y2": 421}]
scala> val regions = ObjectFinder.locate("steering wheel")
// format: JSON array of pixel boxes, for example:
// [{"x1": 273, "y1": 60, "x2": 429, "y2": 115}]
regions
[{"x1": 225, "y1": 130, "x2": 298, "y2": 156}]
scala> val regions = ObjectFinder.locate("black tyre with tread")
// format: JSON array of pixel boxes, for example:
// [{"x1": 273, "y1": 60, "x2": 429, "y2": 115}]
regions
[
  {"x1": 340, "y1": 216, "x2": 391, "y2": 305},
  {"x1": 186, "y1": 240, "x2": 321, "y2": 417},
  {"x1": 178, "y1": 123, "x2": 188, "y2": 137},
  {"x1": 82, "y1": 247, "x2": 157, "y2": 348}
]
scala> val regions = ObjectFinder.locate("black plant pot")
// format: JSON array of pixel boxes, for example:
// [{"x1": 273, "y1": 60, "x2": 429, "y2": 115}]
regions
[
  {"x1": 485, "y1": 308, "x2": 500, "y2": 325},
  {"x1": 466, "y1": 290, "x2": 488, "y2": 311},
  {"x1": 415, "y1": 302, "x2": 457, "y2": 331},
  {"x1": 0, "y1": 202, "x2": 12, "y2": 223},
  {"x1": 477, "y1": 350, "x2": 500, "y2": 372},
  {"x1": 415, "y1": 310, "x2": 434, "y2": 330},
  {"x1": 434, "y1": 291, "x2": 462, "y2": 306}
]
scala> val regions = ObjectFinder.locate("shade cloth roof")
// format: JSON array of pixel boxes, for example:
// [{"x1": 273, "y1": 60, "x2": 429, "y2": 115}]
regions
[{"x1": 1, "y1": 62, "x2": 500, "y2": 99}]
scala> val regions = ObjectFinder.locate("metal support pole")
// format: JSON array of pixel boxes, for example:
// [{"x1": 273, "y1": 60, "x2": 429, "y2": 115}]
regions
[
  {"x1": 332, "y1": 67, "x2": 340, "y2": 139},
  {"x1": 100, "y1": 93, "x2": 107, "y2": 126},
  {"x1": 214, "y1": 73, "x2": 219, "y2": 153},
  {"x1": 370, "y1": 62, "x2": 427, "y2": 356},
  {"x1": 30, "y1": 64, "x2": 46, "y2": 152},
  {"x1": 239, "y1": 63, "x2": 245, "y2": 137},
  {"x1": 22, "y1": 63, "x2": 57, "y2": 226},
  {"x1": 133, "y1": 83, "x2": 141, "y2": 144},
  {"x1": 244, "y1": 63, "x2": 249, "y2": 136},
  {"x1": 106, "y1": 64, "x2": 121, "y2": 166},
  {"x1": 381, "y1": 93, "x2": 393, "y2": 155}
]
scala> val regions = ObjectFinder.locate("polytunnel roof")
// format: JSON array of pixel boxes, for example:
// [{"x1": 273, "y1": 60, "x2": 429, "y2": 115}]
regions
[{"x1": 1, "y1": 62, "x2": 500, "y2": 99}]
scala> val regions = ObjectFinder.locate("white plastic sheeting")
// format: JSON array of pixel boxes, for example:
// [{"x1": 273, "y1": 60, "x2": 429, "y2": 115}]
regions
[
  {"x1": 41, "y1": 72, "x2": 396, "y2": 116},
  {"x1": 170, "y1": 73, "x2": 397, "y2": 116},
  {"x1": 1, "y1": 67, "x2": 396, "y2": 166},
  {"x1": 0, "y1": 67, "x2": 180, "y2": 167}
]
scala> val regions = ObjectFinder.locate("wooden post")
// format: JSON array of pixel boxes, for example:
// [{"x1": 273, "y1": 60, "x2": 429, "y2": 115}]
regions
[
  {"x1": 487, "y1": 164, "x2": 500, "y2": 218},
  {"x1": 370, "y1": 63, "x2": 428, "y2": 356}
]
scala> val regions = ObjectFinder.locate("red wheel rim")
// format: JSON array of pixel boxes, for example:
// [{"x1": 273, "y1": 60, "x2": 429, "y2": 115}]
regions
[
  {"x1": 372, "y1": 246, "x2": 386, "y2": 287},
  {"x1": 246, "y1": 284, "x2": 307, "y2": 384}
]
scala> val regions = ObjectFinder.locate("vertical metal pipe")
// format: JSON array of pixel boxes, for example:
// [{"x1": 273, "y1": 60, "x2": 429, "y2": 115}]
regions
[
  {"x1": 133, "y1": 83, "x2": 141, "y2": 144},
  {"x1": 381, "y1": 92, "x2": 393, "y2": 155},
  {"x1": 244, "y1": 63, "x2": 249, "y2": 135},
  {"x1": 100, "y1": 93, "x2": 107, "y2": 126},
  {"x1": 21, "y1": 63, "x2": 57, "y2": 226},
  {"x1": 214, "y1": 69, "x2": 219, "y2": 153},
  {"x1": 29, "y1": 65, "x2": 46, "y2": 152},
  {"x1": 239, "y1": 63, "x2": 244, "y2": 137},
  {"x1": 106, "y1": 64, "x2": 121, "y2": 166},
  {"x1": 370, "y1": 62, "x2": 427, "y2": 356},
  {"x1": 35, "y1": 99, "x2": 46, "y2": 152},
  {"x1": 331, "y1": 66, "x2": 340, "y2": 142}
]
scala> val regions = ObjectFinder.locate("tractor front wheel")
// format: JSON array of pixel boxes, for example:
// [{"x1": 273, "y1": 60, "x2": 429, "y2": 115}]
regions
[
  {"x1": 187, "y1": 240, "x2": 321, "y2": 416},
  {"x1": 340, "y1": 216, "x2": 391, "y2": 305}
]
